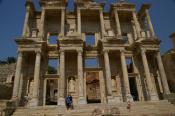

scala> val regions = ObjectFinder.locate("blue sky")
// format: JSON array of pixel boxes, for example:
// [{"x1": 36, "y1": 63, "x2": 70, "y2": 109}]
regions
[{"x1": 0, "y1": 0, "x2": 175, "y2": 60}]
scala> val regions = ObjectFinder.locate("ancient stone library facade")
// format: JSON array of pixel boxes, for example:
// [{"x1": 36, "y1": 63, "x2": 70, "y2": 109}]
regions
[{"x1": 12, "y1": 0, "x2": 171, "y2": 107}]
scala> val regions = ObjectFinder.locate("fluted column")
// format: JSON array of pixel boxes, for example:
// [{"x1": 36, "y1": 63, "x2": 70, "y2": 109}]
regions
[
  {"x1": 12, "y1": 51, "x2": 23, "y2": 100},
  {"x1": 99, "y1": 9, "x2": 106, "y2": 36},
  {"x1": 77, "y1": 9, "x2": 81, "y2": 34},
  {"x1": 22, "y1": 7, "x2": 30, "y2": 37},
  {"x1": 60, "y1": 8, "x2": 65, "y2": 37},
  {"x1": 156, "y1": 51, "x2": 170, "y2": 94},
  {"x1": 77, "y1": 50, "x2": 86, "y2": 104},
  {"x1": 145, "y1": 9, "x2": 155, "y2": 37},
  {"x1": 39, "y1": 8, "x2": 45, "y2": 38},
  {"x1": 114, "y1": 9, "x2": 122, "y2": 37},
  {"x1": 30, "y1": 51, "x2": 41, "y2": 106},
  {"x1": 141, "y1": 49, "x2": 159, "y2": 100},
  {"x1": 104, "y1": 50, "x2": 112, "y2": 96},
  {"x1": 58, "y1": 50, "x2": 65, "y2": 105},
  {"x1": 120, "y1": 50, "x2": 133, "y2": 101},
  {"x1": 132, "y1": 11, "x2": 141, "y2": 38}
]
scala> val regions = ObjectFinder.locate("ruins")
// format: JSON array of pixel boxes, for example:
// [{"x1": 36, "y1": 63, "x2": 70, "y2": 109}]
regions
[
  {"x1": 1, "y1": 0, "x2": 174, "y2": 115},
  {"x1": 162, "y1": 32, "x2": 175, "y2": 93}
]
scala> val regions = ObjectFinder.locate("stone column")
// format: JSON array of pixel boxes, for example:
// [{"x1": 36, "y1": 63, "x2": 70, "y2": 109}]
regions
[
  {"x1": 103, "y1": 50, "x2": 113, "y2": 103},
  {"x1": 77, "y1": 50, "x2": 86, "y2": 104},
  {"x1": 145, "y1": 9, "x2": 155, "y2": 37},
  {"x1": 22, "y1": 7, "x2": 30, "y2": 37},
  {"x1": 77, "y1": 9, "x2": 81, "y2": 34},
  {"x1": 30, "y1": 51, "x2": 41, "y2": 106},
  {"x1": 120, "y1": 50, "x2": 133, "y2": 101},
  {"x1": 60, "y1": 8, "x2": 65, "y2": 37},
  {"x1": 132, "y1": 11, "x2": 141, "y2": 38},
  {"x1": 12, "y1": 51, "x2": 23, "y2": 100},
  {"x1": 114, "y1": 9, "x2": 122, "y2": 37},
  {"x1": 58, "y1": 50, "x2": 65, "y2": 105},
  {"x1": 156, "y1": 51, "x2": 170, "y2": 94},
  {"x1": 141, "y1": 49, "x2": 159, "y2": 100},
  {"x1": 43, "y1": 79, "x2": 47, "y2": 106},
  {"x1": 39, "y1": 8, "x2": 46, "y2": 38},
  {"x1": 99, "y1": 9, "x2": 106, "y2": 36}
]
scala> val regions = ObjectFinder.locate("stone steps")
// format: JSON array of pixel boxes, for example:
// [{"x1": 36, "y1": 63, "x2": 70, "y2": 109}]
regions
[{"x1": 12, "y1": 100, "x2": 175, "y2": 116}]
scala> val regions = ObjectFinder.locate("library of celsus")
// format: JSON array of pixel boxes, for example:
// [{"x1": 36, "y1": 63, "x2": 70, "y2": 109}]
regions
[{"x1": 11, "y1": 0, "x2": 172, "y2": 108}]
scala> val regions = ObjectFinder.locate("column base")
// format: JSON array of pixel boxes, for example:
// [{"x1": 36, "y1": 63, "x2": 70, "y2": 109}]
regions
[
  {"x1": 126, "y1": 94, "x2": 133, "y2": 102},
  {"x1": 29, "y1": 97, "x2": 38, "y2": 107},
  {"x1": 107, "y1": 96, "x2": 115, "y2": 104},
  {"x1": 57, "y1": 97, "x2": 65, "y2": 106},
  {"x1": 150, "y1": 94, "x2": 159, "y2": 101},
  {"x1": 113, "y1": 96, "x2": 123, "y2": 103},
  {"x1": 78, "y1": 97, "x2": 87, "y2": 105}
]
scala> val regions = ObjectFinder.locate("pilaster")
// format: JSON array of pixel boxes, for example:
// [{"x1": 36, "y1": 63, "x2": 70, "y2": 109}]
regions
[
  {"x1": 77, "y1": 50, "x2": 86, "y2": 104},
  {"x1": 57, "y1": 50, "x2": 65, "y2": 106}
]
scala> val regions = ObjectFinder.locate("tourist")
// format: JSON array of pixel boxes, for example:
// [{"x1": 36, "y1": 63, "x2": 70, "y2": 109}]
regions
[{"x1": 65, "y1": 94, "x2": 73, "y2": 110}]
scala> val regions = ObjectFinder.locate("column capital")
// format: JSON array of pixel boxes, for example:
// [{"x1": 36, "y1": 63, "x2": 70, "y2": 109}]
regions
[
  {"x1": 77, "y1": 8, "x2": 81, "y2": 13},
  {"x1": 140, "y1": 48, "x2": 146, "y2": 53},
  {"x1": 59, "y1": 49, "x2": 65, "y2": 53},
  {"x1": 103, "y1": 49, "x2": 109, "y2": 53},
  {"x1": 77, "y1": 49, "x2": 83, "y2": 54},
  {"x1": 120, "y1": 49, "x2": 125, "y2": 53},
  {"x1": 35, "y1": 50, "x2": 41, "y2": 54},
  {"x1": 26, "y1": 6, "x2": 30, "y2": 12}
]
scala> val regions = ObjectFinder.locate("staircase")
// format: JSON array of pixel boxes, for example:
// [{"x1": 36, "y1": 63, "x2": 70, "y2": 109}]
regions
[{"x1": 12, "y1": 100, "x2": 175, "y2": 116}]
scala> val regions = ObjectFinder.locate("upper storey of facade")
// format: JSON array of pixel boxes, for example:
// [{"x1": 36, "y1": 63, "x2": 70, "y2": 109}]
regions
[{"x1": 19, "y1": 0, "x2": 159, "y2": 50}]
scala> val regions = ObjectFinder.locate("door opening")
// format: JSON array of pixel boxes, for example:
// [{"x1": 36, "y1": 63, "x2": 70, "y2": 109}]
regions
[
  {"x1": 86, "y1": 72, "x2": 101, "y2": 103},
  {"x1": 129, "y1": 77, "x2": 139, "y2": 101}
]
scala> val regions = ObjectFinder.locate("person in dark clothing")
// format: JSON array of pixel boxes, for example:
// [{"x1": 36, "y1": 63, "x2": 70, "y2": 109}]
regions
[{"x1": 65, "y1": 94, "x2": 73, "y2": 110}]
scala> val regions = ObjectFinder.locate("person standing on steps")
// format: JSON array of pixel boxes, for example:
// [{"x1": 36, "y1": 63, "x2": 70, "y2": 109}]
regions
[{"x1": 65, "y1": 93, "x2": 73, "y2": 110}]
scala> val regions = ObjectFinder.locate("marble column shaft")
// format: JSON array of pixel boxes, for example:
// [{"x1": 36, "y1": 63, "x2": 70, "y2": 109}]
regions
[
  {"x1": 59, "y1": 50, "x2": 65, "y2": 98},
  {"x1": 77, "y1": 9, "x2": 81, "y2": 34},
  {"x1": 39, "y1": 8, "x2": 45, "y2": 38},
  {"x1": 145, "y1": 9, "x2": 155, "y2": 37},
  {"x1": 12, "y1": 52, "x2": 23, "y2": 99},
  {"x1": 132, "y1": 11, "x2": 141, "y2": 38},
  {"x1": 104, "y1": 50, "x2": 112, "y2": 96},
  {"x1": 99, "y1": 9, "x2": 106, "y2": 36},
  {"x1": 78, "y1": 50, "x2": 84, "y2": 97},
  {"x1": 120, "y1": 51, "x2": 132, "y2": 98},
  {"x1": 114, "y1": 9, "x2": 122, "y2": 37},
  {"x1": 60, "y1": 9, "x2": 65, "y2": 36},
  {"x1": 22, "y1": 7, "x2": 30, "y2": 37},
  {"x1": 32, "y1": 51, "x2": 41, "y2": 105},
  {"x1": 156, "y1": 51, "x2": 170, "y2": 94},
  {"x1": 141, "y1": 49, "x2": 158, "y2": 100}
]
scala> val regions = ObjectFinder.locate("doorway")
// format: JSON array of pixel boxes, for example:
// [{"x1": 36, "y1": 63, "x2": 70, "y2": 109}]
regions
[
  {"x1": 45, "y1": 79, "x2": 58, "y2": 105},
  {"x1": 129, "y1": 77, "x2": 139, "y2": 101},
  {"x1": 86, "y1": 71, "x2": 101, "y2": 103}
]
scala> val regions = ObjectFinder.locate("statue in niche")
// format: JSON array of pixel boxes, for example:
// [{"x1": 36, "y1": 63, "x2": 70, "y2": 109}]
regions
[
  {"x1": 66, "y1": 18, "x2": 78, "y2": 36},
  {"x1": 69, "y1": 77, "x2": 75, "y2": 92},
  {"x1": 112, "y1": 78, "x2": 117, "y2": 92}
]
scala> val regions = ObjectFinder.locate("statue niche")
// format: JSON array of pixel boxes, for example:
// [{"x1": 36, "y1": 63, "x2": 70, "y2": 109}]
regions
[
  {"x1": 66, "y1": 16, "x2": 78, "y2": 36},
  {"x1": 68, "y1": 77, "x2": 76, "y2": 93}
]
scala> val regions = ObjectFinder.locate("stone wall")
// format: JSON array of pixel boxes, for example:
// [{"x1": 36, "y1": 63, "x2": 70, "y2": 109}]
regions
[
  {"x1": 0, "y1": 63, "x2": 16, "y2": 100},
  {"x1": 0, "y1": 63, "x2": 16, "y2": 84},
  {"x1": 162, "y1": 52, "x2": 175, "y2": 93}
]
